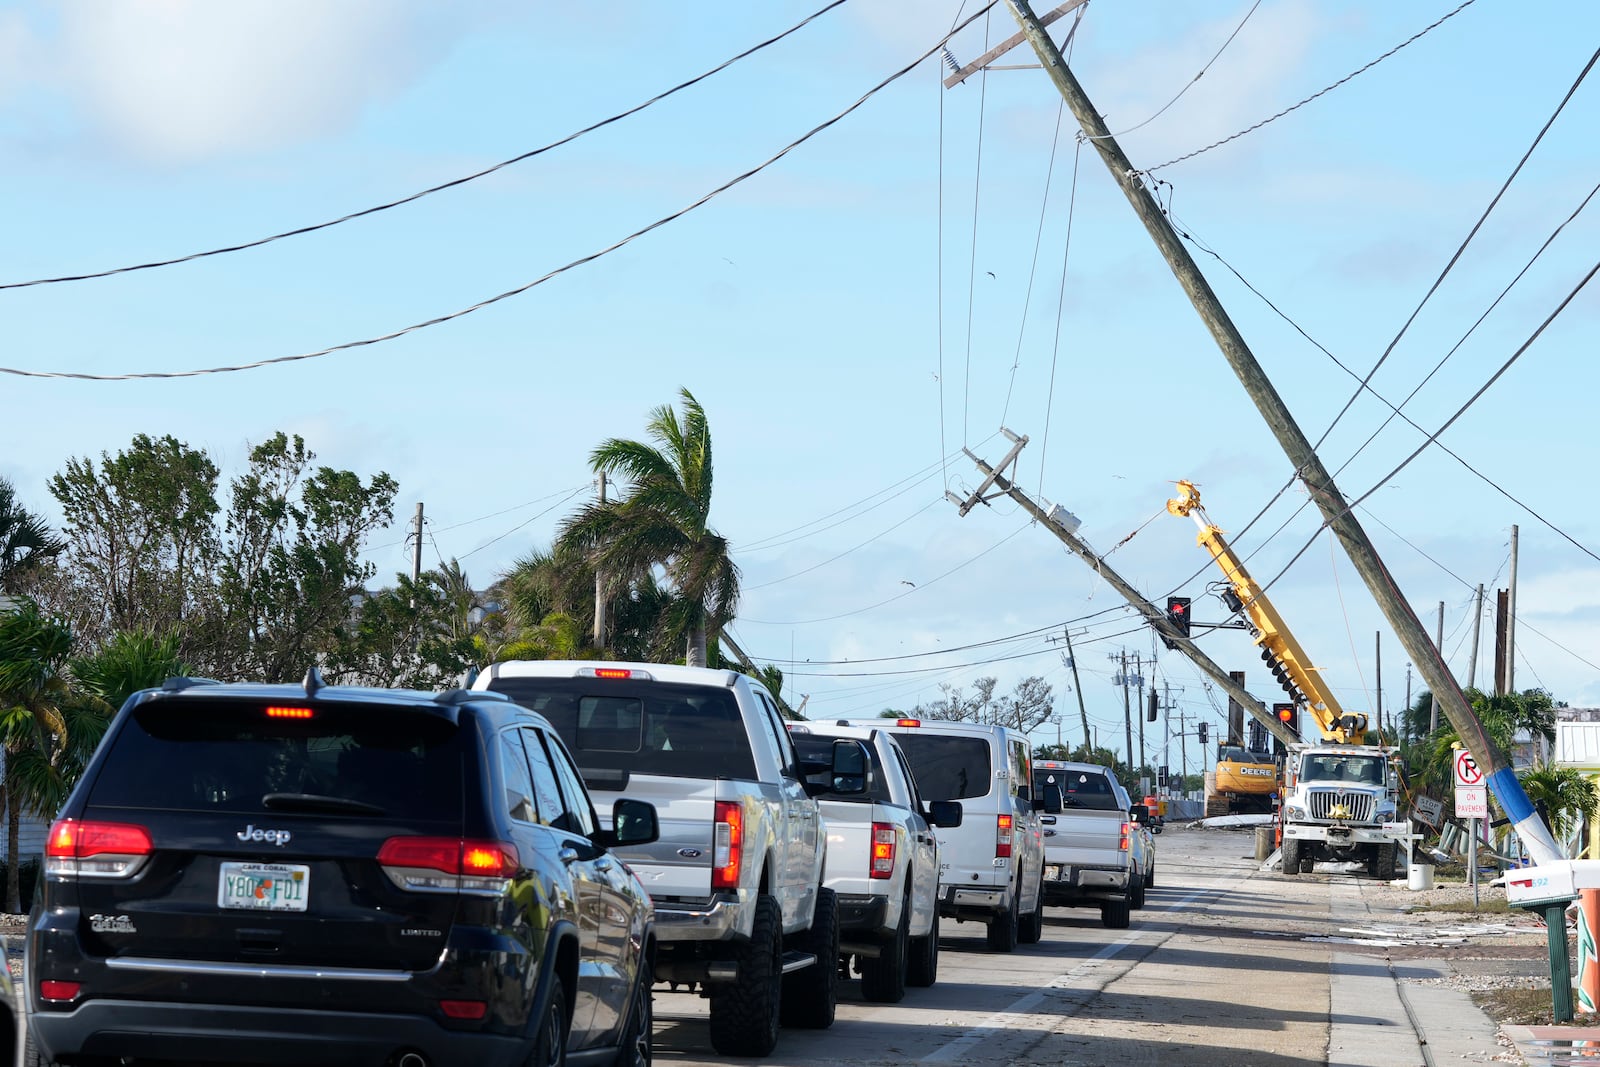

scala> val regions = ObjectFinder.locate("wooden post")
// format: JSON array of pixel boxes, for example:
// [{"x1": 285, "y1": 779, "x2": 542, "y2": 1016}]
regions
[{"x1": 999, "y1": 0, "x2": 1559, "y2": 864}]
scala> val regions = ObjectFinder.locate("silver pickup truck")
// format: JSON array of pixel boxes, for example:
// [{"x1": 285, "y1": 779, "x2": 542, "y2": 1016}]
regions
[
  {"x1": 1032, "y1": 760, "x2": 1138, "y2": 929},
  {"x1": 474, "y1": 660, "x2": 865, "y2": 1057}
]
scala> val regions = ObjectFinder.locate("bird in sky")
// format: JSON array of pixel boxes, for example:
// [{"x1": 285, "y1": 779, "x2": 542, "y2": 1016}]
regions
[{"x1": 900, "y1": 580, "x2": 916, "y2": 587}]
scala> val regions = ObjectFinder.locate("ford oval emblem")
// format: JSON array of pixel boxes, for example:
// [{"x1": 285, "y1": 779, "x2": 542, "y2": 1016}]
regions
[{"x1": 677, "y1": 848, "x2": 703, "y2": 859}]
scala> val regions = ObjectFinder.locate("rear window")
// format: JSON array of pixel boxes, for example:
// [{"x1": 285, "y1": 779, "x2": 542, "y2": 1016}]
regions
[
  {"x1": 890, "y1": 732, "x2": 992, "y2": 802},
  {"x1": 87, "y1": 699, "x2": 463, "y2": 821},
  {"x1": 1034, "y1": 767, "x2": 1120, "y2": 811},
  {"x1": 792, "y1": 733, "x2": 890, "y2": 802},
  {"x1": 485, "y1": 678, "x2": 757, "y2": 781}
]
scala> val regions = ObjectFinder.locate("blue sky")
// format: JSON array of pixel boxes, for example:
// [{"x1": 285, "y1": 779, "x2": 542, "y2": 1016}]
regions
[{"x1": 3, "y1": 1, "x2": 1597, "y2": 769}]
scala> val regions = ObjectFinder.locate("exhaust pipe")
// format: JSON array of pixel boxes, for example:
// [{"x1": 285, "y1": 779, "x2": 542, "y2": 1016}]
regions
[{"x1": 396, "y1": 1053, "x2": 428, "y2": 1067}]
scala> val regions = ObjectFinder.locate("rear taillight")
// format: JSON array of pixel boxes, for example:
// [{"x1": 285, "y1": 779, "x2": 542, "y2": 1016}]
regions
[
  {"x1": 440, "y1": 999, "x2": 488, "y2": 1020},
  {"x1": 995, "y1": 814, "x2": 1013, "y2": 859},
  {"x1": 45, "y1": 819, "x2": 153, "y2": 880},
  {"x1": 870, "y1": 823, "x2": 896, "y2": 880},
  {"x1": 378, "y1": 837, "x2": 518, "y2": 895},
  {"x1": 1119, "y1": 822, "x2": 1130, "y2": 852},
  {"x1": 39, "y1": 980, "x2": 80, "y2": 1003},
  {"x1": 712, "y1": 801, "x2": 743, "y2": 890}
]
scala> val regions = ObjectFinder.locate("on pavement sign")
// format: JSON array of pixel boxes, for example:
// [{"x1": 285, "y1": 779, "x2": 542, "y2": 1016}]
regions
[{"x1": 1456, "y1": 784, "x2": 1488, "y2": 819}]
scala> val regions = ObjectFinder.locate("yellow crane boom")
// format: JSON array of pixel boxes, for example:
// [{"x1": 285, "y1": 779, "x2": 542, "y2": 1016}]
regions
[{"x1": 1167, "y1": 480, "x2": 1369, "y2": 743}]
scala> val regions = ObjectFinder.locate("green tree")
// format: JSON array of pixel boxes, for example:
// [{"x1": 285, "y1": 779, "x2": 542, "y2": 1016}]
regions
[
  {"x1": 559, "y1": 389, "x2": 738, "y2": 668},
  {"x1": 1403, "y1": 687, "x2": 1558, "y2": 797},
  {"x1": 1518, "y1": 763, "x2": 1599, "y2": 847},
  {"x1": 0, "y1": 477, "x2": 65, "y2": 597},
  {"x1": 217, "y1": 433, "x2": 398, "y2": 681},
  {"x1": 0, "y1": 600, "x2": 76, "y2": 911},
  {"x1": 47, "y1": 434, "x2": 220, "y2": 645}
]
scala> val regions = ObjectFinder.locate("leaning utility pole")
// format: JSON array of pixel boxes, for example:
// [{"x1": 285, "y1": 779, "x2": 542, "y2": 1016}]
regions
[
  {"x1": 950, "y1": 432, "x2": 1296, "y2": 748},
  {"x1": 1429, "y1": 601, "x2": 1444, "y2": 734},
  {"x1": 411, "y1": 503, "x2": 424, "y2": 583},
  {"x1": 1063, "y1": 629, "x2": 1092, "y2": 751},
  {"x1": 1000, "y1": 0, "x2": 1557, "y2": 863}
]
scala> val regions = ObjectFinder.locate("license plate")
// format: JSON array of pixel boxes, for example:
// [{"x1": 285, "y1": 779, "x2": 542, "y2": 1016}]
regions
[{"x1": 219, "y1": 862, "x2": 310, "y2": 911}]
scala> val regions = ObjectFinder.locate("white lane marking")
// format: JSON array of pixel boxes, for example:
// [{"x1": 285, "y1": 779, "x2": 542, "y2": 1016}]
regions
[{"x1": 920, "y1": 887, "x2": 1218, "y2": 1063}]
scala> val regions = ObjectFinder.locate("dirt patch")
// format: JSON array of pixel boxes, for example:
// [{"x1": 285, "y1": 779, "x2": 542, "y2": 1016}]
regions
[{"x1": 1472, "y1": 986, "x2": 1594, "y2": 1028}]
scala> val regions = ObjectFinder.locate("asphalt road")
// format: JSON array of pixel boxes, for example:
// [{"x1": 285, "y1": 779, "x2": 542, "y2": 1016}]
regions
[{"x1": 652, "y1": 826, "x2": 1346, "y2": 1067}]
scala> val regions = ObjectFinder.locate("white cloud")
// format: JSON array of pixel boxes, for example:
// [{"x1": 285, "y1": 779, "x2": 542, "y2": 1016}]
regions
[{"x1": 44, "y1": 1, "x2": 503, "y2": 163}]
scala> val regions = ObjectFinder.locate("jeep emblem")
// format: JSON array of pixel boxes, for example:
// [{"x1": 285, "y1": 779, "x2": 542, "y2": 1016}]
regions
[{"x1": 237, "y1": 824, "x2": 292, "y2": 847}]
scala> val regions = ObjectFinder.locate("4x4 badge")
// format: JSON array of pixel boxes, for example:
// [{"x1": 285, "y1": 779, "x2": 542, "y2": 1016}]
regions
[{"x1": 237, "y1": 824, "x2": 292, "y2": 847}]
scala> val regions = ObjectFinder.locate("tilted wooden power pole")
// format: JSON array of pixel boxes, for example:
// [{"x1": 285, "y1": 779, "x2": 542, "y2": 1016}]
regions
[{"x1": 999, "y1": 0, "x2": 1558, "y2": 863}]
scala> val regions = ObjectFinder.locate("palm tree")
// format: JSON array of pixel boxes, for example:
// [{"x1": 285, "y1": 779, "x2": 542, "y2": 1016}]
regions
[
  {"x1": 558, "y1": 389, "x2": 739, "y2": 667},
  {"x1": 1519, "y1": 763, "x2": 1599, "y2": 849},
  {"x1": 0, "y1": 599, "x2": 76, "y2": 911},
  {"x1": 0, "y1": 477, "x2": 65, "y2": 596}
]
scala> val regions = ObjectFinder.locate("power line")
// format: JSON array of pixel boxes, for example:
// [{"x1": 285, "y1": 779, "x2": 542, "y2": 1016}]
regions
[
  {"x1": 740, "y1": 497, "x2": 943, "y2": 591},
  {"x1": 455, "y1": 487, "x2": 588, "y2": 562},
  {"x1": 1095, "y1": 0, "x2": 1261, "y2": 139},
  {"x1": 1, "y1": 4, "x2": 1000, "y2": 382},
  {"x1": 1146, "y1": 0, "x2": 1479, "y2": 173},
  {"x1": 0, "y1": 0, "x2": 853, "y2": 292}
]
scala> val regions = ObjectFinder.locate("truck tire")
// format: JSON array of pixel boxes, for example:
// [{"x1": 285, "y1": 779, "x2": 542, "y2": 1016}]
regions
[
  {"x1": 1101, "y1": 887, "x2": 1131, "y2": 930},
  {"x1": 985, "y1": 885, "x2": 1020, "y2": 952},
  {"x1": 860, "y1": 891, "x2": 909, "y2": 1004},
  {"x1": 709, "y1": 894, "x2": 783, "y2": 1056},
  {"x1": 1018, "y1": 875, "x2": 1044, "y2": 945},
  {"x1": 907, "y1": 908, "x2": 939, "y2": 988},
  {"x1": 1146, "y1": 863, "x2": 1156, "y2": 889},
  {"x1": 781, "y1": 886, "x2": 838, "y2": 1029},
  {"x1": 1281, "y1": 837, "x2": 1301, "y2": 877},
  {"x1": 1373, "y1": 841, "x2": 1398, "y2": 881},
  {"x1": 1131, "y1": 872, "x2": 1147, "y2": 910}
]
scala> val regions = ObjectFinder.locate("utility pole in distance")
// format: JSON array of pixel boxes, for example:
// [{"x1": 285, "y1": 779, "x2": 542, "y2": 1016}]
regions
[
  {"x1": 999, "y1": 0, "x2": 1558, "y2": 864},
  {"x1": 1062, "y1": 629, "x2": 1092, "y2": 751},
  {"x1": 411, "y1": 503, "x2": 424, "y2": 583},
  {"x1": 593, "y1": 472, "x2": 608, "y2": 650},
  {"x1": 1119, "y1": 651, "x2": 1133, "y2": 775}
]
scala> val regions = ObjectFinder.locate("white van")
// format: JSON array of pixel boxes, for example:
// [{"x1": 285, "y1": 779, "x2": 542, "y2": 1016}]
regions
[{"x1": 838, "y1": 718, "x2": 1045, "y2": 951}]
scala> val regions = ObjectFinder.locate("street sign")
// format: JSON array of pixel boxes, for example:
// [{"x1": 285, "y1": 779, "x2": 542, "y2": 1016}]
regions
[
  {"x1": 1456, "y1": 783, "x2": 1489, "y2": 819},
  {"x1": 1412, "y1": 796, "x2": 1444, "y2": 827},
  {"x1": 1454, "y1": 750, "x2": 1485, "y2": 787}
]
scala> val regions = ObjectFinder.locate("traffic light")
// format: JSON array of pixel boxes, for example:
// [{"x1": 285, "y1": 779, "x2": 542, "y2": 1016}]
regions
[
  {"x1": 1166, "y1": 596, "x2": 1192, "y2": 639},
  {"x1": 1146, "y1": 690, "x2": 1159, "y2": 722},
  {"x1": 1273, "y1": 703, "x2": 1298, "y2": 735},
  {"x1": 1197, "y1": 722, "x2": 1209, "y2": 745}
]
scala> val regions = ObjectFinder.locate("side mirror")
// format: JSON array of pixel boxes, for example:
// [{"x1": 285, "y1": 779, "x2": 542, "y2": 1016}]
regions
[
  {"x1": 928, "y1": 800, "x2": 963, "y2": 828},
  {"x1": 1043, "y1": 783, "x2": 1064, "y2": 815},
  {"x1": 1129, "y1": 805, "x2": 1145, "y2": 823},
  {"x1": 598, "y1": 797, "x2": 660, "y2": 849},
  {"x1": 809, "y1": 738, "x2": 868, "y2": 797}
]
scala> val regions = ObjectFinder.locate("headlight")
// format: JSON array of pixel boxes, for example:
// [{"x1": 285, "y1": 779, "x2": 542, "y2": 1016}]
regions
[
  {"x1": 1286, "y1": 805, "x2": 1307, "y2": 820},
  {"x1": 1376, "y1": 803, "x2": 1396, "y2": 817}
]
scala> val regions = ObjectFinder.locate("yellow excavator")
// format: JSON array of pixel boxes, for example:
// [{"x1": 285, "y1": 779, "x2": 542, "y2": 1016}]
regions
[{"x1": 1167, "y1": 480, "x2": 1375, "y2": 819}]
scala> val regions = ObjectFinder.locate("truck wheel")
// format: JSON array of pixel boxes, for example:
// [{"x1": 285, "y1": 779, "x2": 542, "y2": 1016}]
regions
[
  {"x1": 709, "y1": 894, "x2": 783, "y2": 1056},
  {"x1": 1018, "y1": 875, "x2": 1044, "y2": 944},
  {"x1": 1131, "y1": 872, "x2": 1147, "y2": 910},
  {"x1": 781, "y1": 886, "x2": 838, "y2": 1029},
  {"x1": 1101, "y1": 889, "x2": 1131, "y2": 930},
  {"x1": 1374, "y1": 841, "x2": 1398, "y2": 881},
  {"x1": 985, "y1": 885, "x2": 1020, "y2": 952},
  {"x1": 1281, "y1": 837, "x2": 1301, "y2": 877},
  {"x1": 1146, "y1": 864, "x2": 1156, "y2": 889},
  {"x1": 860, "y1": 891, "x2": 909, "y2": 1004},
  {"x1": 907, "y1": 908, "x2": 939, "y2": 988}
]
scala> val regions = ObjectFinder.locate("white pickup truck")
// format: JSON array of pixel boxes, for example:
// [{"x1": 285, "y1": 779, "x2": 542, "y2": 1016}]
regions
[
  {"x1": 1032, "y1": 760, "x2": 1139, "y2": 928},
  {"x1": 788, "y1": 722, "x2": 963, "y2": 1003},
  {"x1": 474, "y1": 660, "x2": 867, "y2": 1057}
]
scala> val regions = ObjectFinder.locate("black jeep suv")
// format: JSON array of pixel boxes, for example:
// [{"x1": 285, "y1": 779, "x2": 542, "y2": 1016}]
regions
[{"x1": 25, "y1": 671, "x2": 659, "y2": 1067}]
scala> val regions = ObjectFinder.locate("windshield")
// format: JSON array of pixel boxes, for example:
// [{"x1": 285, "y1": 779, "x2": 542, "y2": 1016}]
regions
[
  {"x1": 1032, "y1": 767, "x2": 1120, "y2": 811},
  {"x1": 1301, "y1": 754, "x2": 1386, "y2": 785}
]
